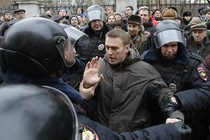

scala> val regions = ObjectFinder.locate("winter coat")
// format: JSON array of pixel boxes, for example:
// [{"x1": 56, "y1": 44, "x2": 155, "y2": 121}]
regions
[{"x1": 96, "y1": 47, "x2": 174, "y2": 133}]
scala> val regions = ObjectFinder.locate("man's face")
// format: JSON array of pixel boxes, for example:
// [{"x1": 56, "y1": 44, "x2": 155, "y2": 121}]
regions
[
  {"x1": 139, "y1": 10, "x2": 150, "y2": 23},
  {"x1": 70, "y1": 17, "x2": 79, "y2": 26},
  {"x1": 107, "y1": 15, "x2": 116, "y2": 24},
  {"x1": 105, "y1": 36, "x2": 130, "y2": 65},
  {"x1": 90, "y1": 20, "x2": 104, "y2": 32},
  {"x1": 205, "y1": 12, "x2": 210, "y2": 19},
  {"x1": 114, "y1": 14, "x2": 122, "y2": 22},
  {"x1": 192, "y1": 30, "x2": 207, "y2": 43},
  {"x1": 127, "y1": 24, "x2": 141, "y2": 36},
  {"x1": 4, "y1": 13, "x2": 13, "y2": 20},
  {"x1": 58, "y1": 9, "x2": 67, "y2": 17},
  {"x1": 125, "y1": 7, "x2": 133, "y2": 16},
  {"x1": 15, "y1": 11, "x2": 25, "y2": 20},
  {"x1": 161, "y1": 42, "x2": 178, "y2": 59}
]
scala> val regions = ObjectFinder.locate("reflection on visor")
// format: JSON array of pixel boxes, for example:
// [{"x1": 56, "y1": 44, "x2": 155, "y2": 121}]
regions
[
  {"x1": 87, "y1": 10, "x2": 105, "y2": 22},
  {"x1": 55, "y1": 36, "x2": 76, "y2": 67},
  {"x1": 154, "y1": 30, "x2": 185, "y2": 49},
  {"x1": 64, "y1": 26, "x2": 89, "y2": 47},
  {"x1": 42, "y1": 86, "x2": 80, "y2": 140}
]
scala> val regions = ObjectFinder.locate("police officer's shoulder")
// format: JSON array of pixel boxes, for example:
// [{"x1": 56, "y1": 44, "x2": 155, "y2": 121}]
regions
[{"x1": 188, "y1": 52, "x2": 203, "y2": 66}]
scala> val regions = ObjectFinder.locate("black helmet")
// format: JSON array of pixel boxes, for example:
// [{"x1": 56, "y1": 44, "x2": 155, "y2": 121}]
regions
[
  {"x1": 0, "y1": 84, "x2": 80, "y2": 140},
  {"x1": 153, "y1": 20, "x2": 186, "y2": 49},
  {"x1": 86, "y1": 5, "x2": 106, "y2": 24},
  {"x1": 0, "y1": 17, "x2": 75, "y2": 75}
]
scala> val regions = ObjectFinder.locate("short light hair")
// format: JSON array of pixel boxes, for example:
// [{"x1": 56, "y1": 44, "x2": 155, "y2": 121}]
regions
[{"x1": 106, "y1": 29, "x2": 132, "y2": 45}]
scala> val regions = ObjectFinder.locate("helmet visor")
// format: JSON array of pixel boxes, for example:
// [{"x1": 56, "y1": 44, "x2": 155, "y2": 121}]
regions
[
  {"x1": 42, "y1": 86, "x2": 81, "y2": 140},
  {"x1": 87, "y1": 10, "x2": 105, "y2": 23},
  {"x1": 64, "y1": 26, "x2": 89, "y2": 47},
  {"x1": 55, "y1": 37, "x2": 76, "y2": 67},
  {"x1": 154, "y1": 30, "x2": 185, "y2": 49}
]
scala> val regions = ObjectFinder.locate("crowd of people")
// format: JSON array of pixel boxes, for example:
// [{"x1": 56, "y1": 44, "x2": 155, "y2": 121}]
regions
[{"x1": 0, "y1": 4, "x2": 210, "y2": 140}]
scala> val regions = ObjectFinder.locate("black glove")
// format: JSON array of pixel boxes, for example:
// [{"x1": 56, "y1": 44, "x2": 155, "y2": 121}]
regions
[
  {"x1": 174, "y1": 121, "x2": 192, "y2": 140},
  {"x1": 161, "y1": 96, "x2": 180, "y2": 118}
]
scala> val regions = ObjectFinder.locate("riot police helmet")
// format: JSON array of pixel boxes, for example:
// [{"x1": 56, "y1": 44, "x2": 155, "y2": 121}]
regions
[
  {"x1": 0, "y1": 17, "x2": 75, "y2": 75},
  {"x1": 0, "y1": 84, "x2": 80, "y2": 140},
  {"x1": 86, "y1": 5, "x2": 106, "y2": 24},
  {"x1": 153, "y1": 20, "x2": 186, "y2": 49}
]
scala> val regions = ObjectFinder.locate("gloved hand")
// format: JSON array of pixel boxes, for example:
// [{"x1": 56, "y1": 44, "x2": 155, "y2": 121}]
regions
[
  {"x1": 161, "y1": 96, "x2": 180, "y2": 118},
  {"x1": 173, "y1": 121, "x2": 192, "y2": 140}
]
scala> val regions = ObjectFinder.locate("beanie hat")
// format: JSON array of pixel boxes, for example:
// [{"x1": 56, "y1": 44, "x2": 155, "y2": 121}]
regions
[
  {"x1": 162, "y1": 8, "x2": 177, "y2": 20},
  {"x1": 183, "y1": 11, "x2": 192, "y2": 17},
  {"x1": 127, "y1": 15, "x2": 141, "y2": 26}
]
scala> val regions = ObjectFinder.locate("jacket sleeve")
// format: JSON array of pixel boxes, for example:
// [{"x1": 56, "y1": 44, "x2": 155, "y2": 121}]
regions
[
  {"x1": 78, "y1": 115, "x2": 181, "y2": 140},
  {"x1": 174, "y1": 63, "x2": 210, "y2": 112}
]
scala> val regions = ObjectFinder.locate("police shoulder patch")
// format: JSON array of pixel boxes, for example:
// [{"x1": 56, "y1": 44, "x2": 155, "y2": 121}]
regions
[
  {"x1": 82, "y1": 124, "x2": 99, "y2": 140},
  {"x1": 197, "y1": 66, "x2": 208, "y2": 81}
]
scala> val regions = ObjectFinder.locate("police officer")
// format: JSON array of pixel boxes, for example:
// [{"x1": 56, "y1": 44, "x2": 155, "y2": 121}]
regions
[
  {"x1": 77, "y1": 5, "x2": 111, "y2": 64},
  {"x1": 0, "y1": 84, "x2": 192, "y2": 140},
  {"x1": 141, "y1": 20, "x2": 210, "y2": 140}
]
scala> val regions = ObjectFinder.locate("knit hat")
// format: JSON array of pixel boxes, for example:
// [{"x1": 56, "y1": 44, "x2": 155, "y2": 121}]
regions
[
  {"x1": 183, "y1": 11, "x2": 192, "y2": 17},
  {"x1": 162, "y1": 8, "x2": 177, "y2": 20},
  {"x1": 127, "y1": 15, "x2": 141, "y2": 26}
]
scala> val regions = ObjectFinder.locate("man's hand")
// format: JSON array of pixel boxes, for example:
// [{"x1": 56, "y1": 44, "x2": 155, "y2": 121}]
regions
[
  {"x1": 82, "y1": 56, "x2": 103, "y2": 88},
  {"x1": 161, "y1": 96, "x2": 180, "y2": 118}
]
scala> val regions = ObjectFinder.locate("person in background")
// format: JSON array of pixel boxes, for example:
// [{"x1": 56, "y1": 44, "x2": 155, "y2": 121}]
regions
[
  {"x1": 107, "y1": 14, "x2": 116, "y2": 29},
  {"x1": 187, "y1": 19, "x2": 210, "y2": 59},
  {"x1": 125, "y1": 5, "x2": 134, "y2": 20},
  {"x1": 2, "y1": 11, "x2": 13, "y2": 23},
  {"x1": 105, "y1": 5, "x2": 114, "y2": 16},
  {"x1": 77, "y1": 5, "x2": 111, "y2": 64},
  {"x1": 76, "y1": 7, "x2": 85, "y2": 17},
  {"x1": 127, "y1": 15, "x2": 147, "y2": 55},
  {"x1": 182, "y1": 11, "x2": 192, "y2": 26},
  {"x1": 151, "y1": 9, "x2": 162, "y2": 21},
  {"x1": 69, "y1": 15, "x2": 82, "y2": 30},
  {"x1": 114, "y1": 12, "x2": 127, "y2": 31},
  {"x1": 14, "y1": 9, "x2": 26, "y2": 20},
  {"x1": 138, "y1": 6, "x2": 155, "y2": 37}
]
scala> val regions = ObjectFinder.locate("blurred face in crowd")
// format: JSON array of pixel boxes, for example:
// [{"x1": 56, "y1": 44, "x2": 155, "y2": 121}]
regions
[
  {"x1": 15, "y1": 11, "x2": 25, "y2": 20},
  {"x1": 125, "y1": 7, "x2": 133, "y2": 17},
  {"x1": 139, "y1": 9, "x2": 150, "y2": 23},
  {"x1": 107, "y1": 15, "x2": 116, "y2": 25},
  {"x1": 114, "y1": 14, "x2": 122, "y2": 22},
  {"x1": 58, "y1": 9, "x2": 67, "y2": 17},
  {"x1": 205, "y1": 12, "x2": 210, "y2": 19},
  {"x1": 77, "y1": 8, "x2": 82, "y2": 14},
  {"x1": 161, "y1": 42, "x2": 178, "y2": 60},
  {"x1": 70, "y1": 17, "x2": 79, "y2": 27},
  {"x1": 192, "y1": 29, "x2": 207, "y2": 43},
  {"x1": 106, "y1": 6, "x2": 114, "y2": 15},
  {"x1": 105, "y1": 36, "x2": 130, "y2": 65},
  {"x1": 4, "y1": 12, "x2": 13, "y2": 20},
  {"x1": 127, "y1": 23, "x2": 141, "y2": 36},
  {"x1": 90, "y1": 19, "x2": 104, "y2": 32},
  {"x1": 153, "y1": 10, "x2": 161, "y2": 18}
]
